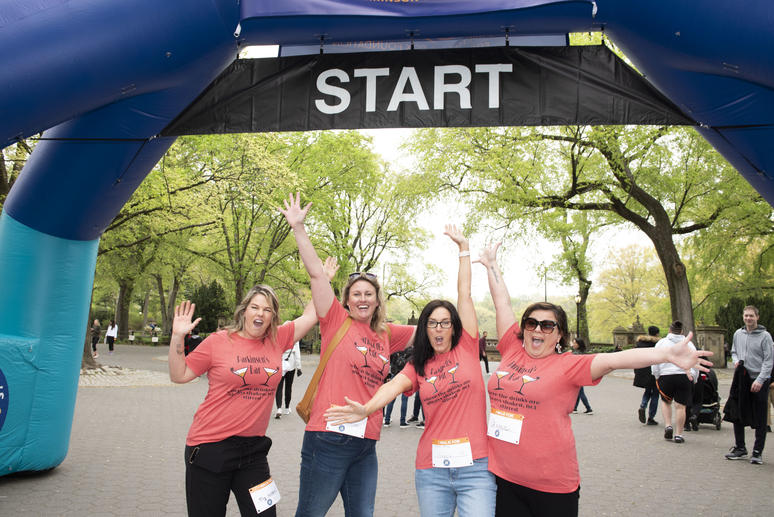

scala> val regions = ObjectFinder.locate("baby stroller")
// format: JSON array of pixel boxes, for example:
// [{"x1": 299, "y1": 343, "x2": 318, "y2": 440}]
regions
[{"x1": 687, "y1": 368, "x2": 721, "y2": 431}]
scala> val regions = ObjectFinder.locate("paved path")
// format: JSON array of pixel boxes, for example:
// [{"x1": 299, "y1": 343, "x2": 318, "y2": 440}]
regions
[{"x1": 1, "y1": 344, "x2": 771, "y2": 516}]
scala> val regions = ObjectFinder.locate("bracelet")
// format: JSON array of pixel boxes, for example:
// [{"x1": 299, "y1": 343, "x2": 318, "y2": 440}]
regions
[{"x1": 459, "y1": 251, "x2": 471, "y2": 257}]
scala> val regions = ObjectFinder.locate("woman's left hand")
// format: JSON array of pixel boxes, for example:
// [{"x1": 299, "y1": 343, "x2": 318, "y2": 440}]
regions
[
  {"x1": 322, "y1": 256, "x2": 340, "y2": 281},
  {"x1": 665, "y1": 332, "x2": 714, "y2": 372},
  {"x1": 324, "y1": 397, "x2": 368, "y2": 424}
]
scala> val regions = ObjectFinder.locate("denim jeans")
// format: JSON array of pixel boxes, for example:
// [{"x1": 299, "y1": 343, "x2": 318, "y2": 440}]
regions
[
  {"x1": 414, "y1": 457, "x2": 495, "y2": 517},
  {"x1": 295, "y1": 431, "x2": 378, "y2": 517},
  {"x1": 384, "y1": 394, "x2": 409, "y2": 424},
  {"x1": 640, "y1": 387, "x2": 659, "y2": 419},
  {"x1": 574, "y1": 387, "x2": 591, "y2": 411}
]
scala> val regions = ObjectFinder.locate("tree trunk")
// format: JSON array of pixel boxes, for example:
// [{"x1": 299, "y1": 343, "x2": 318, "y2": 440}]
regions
[
  {"x1": 141, "y1": 289, "x2": 150, "y2": 331},
  {"x1": 156, "y1": 273, "x2": 180, "y2": 335},
  {"x1": 652, "y1": 233, "x2": 695, "y2": 335},
  {"x1": 116, "y1": 279, "x2": 135, "y2": 340},
  {"x1": 578, "y1": 280, "x2": 592, "y2": 346}
]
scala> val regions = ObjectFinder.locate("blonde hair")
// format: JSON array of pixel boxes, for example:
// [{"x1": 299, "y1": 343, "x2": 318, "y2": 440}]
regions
[
  {"x1": 226, "y1": 285, "x2": 281, "y2": 343},
  {"x1": 342, "y1": 274, "x2": 387, "y2": 333}
]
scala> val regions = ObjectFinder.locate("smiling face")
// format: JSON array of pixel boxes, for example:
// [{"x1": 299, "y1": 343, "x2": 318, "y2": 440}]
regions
[
  {"x1": 346, "y1": 279, "x2": 379, "y2": 324},
  {"x1": 426, "y1": 306, "x2": 453, "y2": 355},
  {"x1": 523, "y1": 309, "x2": 562, "y2": 359},
  {"x1": 743, "y1": 308, "x2": 759, "y2": 331},
  {"x1": 239, "y1": 293, "x2": 274, "y2": 339}
]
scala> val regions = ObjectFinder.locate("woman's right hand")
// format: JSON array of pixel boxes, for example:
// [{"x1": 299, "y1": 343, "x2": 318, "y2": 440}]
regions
[
  {"x1": 324, "y1": 397, "x2": 369, "y2": 424},
  {"x1": 474, "y1": 241, "x2": 501, "y2": 269},
  {"x1": 172, "y1": 300, "x2": 201, "y2": 338},
  {"x1": 280, "y1": 192, "x2": 311, "y2": 229}
]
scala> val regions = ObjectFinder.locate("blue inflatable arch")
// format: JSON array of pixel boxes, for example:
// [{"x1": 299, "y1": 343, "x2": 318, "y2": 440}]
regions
[{"x1": 1, "y1": 0, "x2": 773, "y2": 474}]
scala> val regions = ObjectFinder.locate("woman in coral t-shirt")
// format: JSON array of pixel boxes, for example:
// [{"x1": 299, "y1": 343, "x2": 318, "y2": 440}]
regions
[
  {"x1": 282, "y1": 193, "x2": 416, "y2": 517},
  {"x1": 325, "y1": 225, "x2": 495, "y2": 517},
  {"x1": 476, "y1": 243, "x2": 712, "y2": 517}
]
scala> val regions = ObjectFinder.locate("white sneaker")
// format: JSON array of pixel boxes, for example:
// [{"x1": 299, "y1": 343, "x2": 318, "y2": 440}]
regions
[
  {"x1": 275, "y1": 408, "x2": 282, "y2": 419},
  {"x1": 283, "y1": 408, "x2": 290, "y2": 415}
]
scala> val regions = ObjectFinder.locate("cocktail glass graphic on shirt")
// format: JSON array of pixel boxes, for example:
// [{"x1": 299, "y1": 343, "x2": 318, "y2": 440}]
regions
[
  {"x1": 356, "y1": 346, "x2": 370, "y2": 367},
  {"x1": 378, "y1": 354, "x2": 389, "y2": 374},
  {"x1": 447, "y1": 363, "x2": 459, "y2": 383},
  {"x1": 516, "y1": 375, "x2": 539, "y2": 395},
  {"x1": 493, "y1": 370, "x2": 509, "y2": 390},
  {"x1": 426, "y1": 376, "x2": 439, "y2": 393},
  {"x1": 262, "y1": 367, "x2": 279, "y2": 386},
  {"x1": 231, "y1": 367, "x2": 249, "y2": 386}
]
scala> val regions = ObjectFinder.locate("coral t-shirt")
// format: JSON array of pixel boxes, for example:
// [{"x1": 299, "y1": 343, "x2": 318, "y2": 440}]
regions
[
  {"x1": 307, "y1": 299, "x2": 414, "y2": 440},
  {"x1": 184, "y1": 323, "x2": 295, "y2": 445},
  {"x1": 487, "y1": 322, "x2": 600, "y2": 493},
  {"x1": 400, "y1": 330, "x2": 488, "y2": 469}
]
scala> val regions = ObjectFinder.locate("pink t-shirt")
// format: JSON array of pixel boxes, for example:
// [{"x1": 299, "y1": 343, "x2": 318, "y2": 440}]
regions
[
  {"x1": 401, "y1": 330, "x2": 488, "y2": 469},
  {"x1": 184, "y1": 323, "x2": 295, "y2": 445},
  {"x1": 307, "y1": 299, "x2": 414, "y2": 440},
  {"x1": 487, "y1": 322, "x2": 600, "y2": 493}
]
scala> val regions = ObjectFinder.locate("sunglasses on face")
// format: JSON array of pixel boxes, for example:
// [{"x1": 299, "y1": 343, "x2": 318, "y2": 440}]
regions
[
  {"x1": 349, "y1": 272, "x2": 377, "y2": 280},
  {"x1": 426, "y1": 319, "x2": 452, "y2": 329},
  {"x1": 523, "y1": 317, "x2": 559, "y2": 333}
]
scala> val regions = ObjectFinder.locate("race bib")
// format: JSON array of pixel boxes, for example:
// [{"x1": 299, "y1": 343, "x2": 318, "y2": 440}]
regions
[
  {"x1": 249, "y1": 478, "x2": 281, "y2": 513},
  {"x1": 432, "y1": 437, "x2": 474, "y2": 468},
  {"x1": 487, "y1": 408, "x2": 524, "y2": 445},
  {"x1": 326, "y1": 417, "x2": 368, "y2": 438}
]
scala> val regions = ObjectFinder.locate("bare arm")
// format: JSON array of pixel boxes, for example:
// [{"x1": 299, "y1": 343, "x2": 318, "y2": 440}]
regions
[
  {"x1": 280, "y1": 192, "x2": 335, "y2": 318},
  {"x1": 474, "y1": 242, "x2": 516, "y2": 338},
  {"x1": 168, "y1": 300, "x2": 202, "y2": 384},
  {"x1": 590, "y1": 332, "x2": 713, "y2": 381},
  {"x1": 444, "y1": 225, "x2": 477, "y2": 337},
  {"x1": 324, "y1": 373, "x2": 413, "y2": 424},
  {"x1": 292, "y1": 257, "x2": 340, "y2": 342}
]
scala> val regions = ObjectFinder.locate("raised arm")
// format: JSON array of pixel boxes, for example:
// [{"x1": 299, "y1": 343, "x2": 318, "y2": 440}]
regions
[
  {"x1": 590, "y1": 332, "x2": 713, "y2": 381},
  {"x1": 280, "y1": 192, "x2": 335, "y2": 318},
  {"x1": 474, "y1": 242, "x2": 516, "y2": 338},
  {"x1": 444, "y1": 224, "x2": 477, "y2": 338},
  {"x1": 324, "y1": 373, "x2": 413, "y2": 425},
  {"x1": 168, "y1": 300, "x2": 202, "y2": 384},
  {"x1": 292, "y1": 256, "x2": 340, "y2": 342}
]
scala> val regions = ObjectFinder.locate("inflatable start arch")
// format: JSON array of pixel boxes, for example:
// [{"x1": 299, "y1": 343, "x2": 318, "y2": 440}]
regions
[{"x1": 1, "y1": 0, "x2": 773, "y2": 474}]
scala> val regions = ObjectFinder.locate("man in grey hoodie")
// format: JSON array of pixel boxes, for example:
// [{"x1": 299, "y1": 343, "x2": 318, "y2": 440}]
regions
[{"x1": 724, "y1": 305, "x2": 773, "y2": 465}]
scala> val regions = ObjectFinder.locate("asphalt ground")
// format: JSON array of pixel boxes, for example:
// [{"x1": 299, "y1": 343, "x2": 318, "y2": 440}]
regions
[{"x1": 1, "y1": 343, "x2": 772, "y2": 516}]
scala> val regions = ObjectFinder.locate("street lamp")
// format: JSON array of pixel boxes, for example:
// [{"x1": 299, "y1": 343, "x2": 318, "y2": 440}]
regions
[{"x1": 574, "y1": 294, "x2": 582, "y2": 339}]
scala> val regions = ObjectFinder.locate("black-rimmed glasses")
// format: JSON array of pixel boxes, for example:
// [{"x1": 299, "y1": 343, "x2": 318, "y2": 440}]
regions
[
  {"x1": 523, "y1": 317, "x2": 558, "y2": 333},
  {"x1": 427, "y1": 320, "x2": 452, "y2": 329},
  {"x1": 349, "y1": 272, "x2": 377, "y2": 280}
]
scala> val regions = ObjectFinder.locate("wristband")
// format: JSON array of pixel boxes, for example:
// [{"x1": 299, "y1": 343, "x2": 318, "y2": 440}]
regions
[{"x1": 459, "y1": 251, "x2": 471, "y2": 257}]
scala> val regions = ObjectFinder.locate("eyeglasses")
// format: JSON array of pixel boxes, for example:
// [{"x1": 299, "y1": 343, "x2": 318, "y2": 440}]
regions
[
  {"x1": 523, "y1": 317, "x2": 559, "y2": 333},
  {"x1": 427, "y1": 320, "x2": 452, "y2": 329},
  {"x1": 349, "y1": 272, "x2": 377, "y2": 280}
]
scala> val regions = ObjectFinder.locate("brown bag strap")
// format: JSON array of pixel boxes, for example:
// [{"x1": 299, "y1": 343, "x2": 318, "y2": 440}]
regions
[{"x1": 297, "y1": 317, "x2": 353, "y2": 411}]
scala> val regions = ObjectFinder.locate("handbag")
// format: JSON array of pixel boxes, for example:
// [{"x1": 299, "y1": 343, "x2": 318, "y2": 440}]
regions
[{"x1": 296, "y1": 317, "x2": 352, "y2": 423}]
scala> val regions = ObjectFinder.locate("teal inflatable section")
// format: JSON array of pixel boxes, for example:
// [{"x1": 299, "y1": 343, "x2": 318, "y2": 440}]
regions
[{"x1": 0, "y1": 213, "x2": 98, "y2": 474}]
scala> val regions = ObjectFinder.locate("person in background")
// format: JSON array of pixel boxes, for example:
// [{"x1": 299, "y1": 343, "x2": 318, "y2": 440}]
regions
[
  {"x1": 91, "y1": 319, "x2": 101, "y2": 358},
  {"x1": 634, "y1": 325, "x2": 661, "y2": 426},
  {"x1": 105, "y1": 319, "x2": 118, "y2": 355},
  {"x1": 184, "y1": 329, "x2": 203, "y2": 356},
  {"x1": 383, "y1": 346, "x2": 412, "y2": 427},
  {"x1": 571, "y1": 338, "x2": 593, "y2": 415},
  {"x1": 275, "y1": 340, "x2": 302, "y2": 419},
  {"x1": 479, "y1": 331, "x2": 490, "y2": 374}
]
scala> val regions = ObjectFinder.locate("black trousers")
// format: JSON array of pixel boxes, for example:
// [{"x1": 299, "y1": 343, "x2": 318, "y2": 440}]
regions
[
  {"x1": 733, "y1": 380, "x2": 771, "y2": 453},
  {"x1": 495, "y1": 476, "x2": 579, "y2": 517},
  {"x1": 275, "y1": 371, "x2": 295, "y2": 409},
  {"x1": 185, "y1": 436, "x2": 275, "y2": 517}
]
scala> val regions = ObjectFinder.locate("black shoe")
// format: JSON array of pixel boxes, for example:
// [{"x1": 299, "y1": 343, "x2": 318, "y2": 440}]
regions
[
  {"x1": 725, "y1": 447, "x2": 748, "y2": 460},
  {"x1": 673, "y1": 435, "x2": 685, "y2": 443},
  {"x1": 407, "y1": 416, "x2": 418, "y2": 423},
  {"x1": 416, "y1": 421, "x2": 425, "y2": 429},
  {"x1": 646, "y1": 418, "x2": 658, "y2": 426},
  {"x1": 750, "y1": 451, "x2": 763, "y2": 465},
  {"x1": 684, "y1": 425, "x2": 692, "y2": 432},
  {"x1": 638, "y1": 407, "x2": 646, "y2": 423},
  {"x1": 767, "y1": 425, "x2": 772, "y2": 433},
  {"x1": 399, "y1": 422, "x2": 409, "y2": 428},
  {"x1": 664, "y1": 426, "x2": 673, "y2": 440}
]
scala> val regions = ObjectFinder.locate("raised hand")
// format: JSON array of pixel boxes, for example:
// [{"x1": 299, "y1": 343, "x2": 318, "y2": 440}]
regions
[
  {"x1": 322, "y1": 256, "x2": 340, "y2": 281},
  {"x1": 324, "y1": 397, "x2": 368, "y2": 425},
  {"x1": 443, "y1": 224, "x2": 468, "y2": 248},
  {"x1": 665, "y1": 332, "x2": 714, "y2": 372},
  {"x1": 474, "y1": 241, "x2": 502, "y2": 269},
  {"x1": 172, "y1": 300, "x2": 201, "y2": 338},
  {"x1": 279, "y1": 192, "x2": 312, "y2": 229}
]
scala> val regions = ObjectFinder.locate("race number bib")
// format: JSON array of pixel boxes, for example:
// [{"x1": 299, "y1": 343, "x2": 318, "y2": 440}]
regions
[
  {"x1": 326, "y1": 417, "x2": 368, "y2": 438},
  {"x1": 487, "y1": 408, "x2": 524, "y2": 445},
  {"x1": 432, "y1": 437, "x2": 474, "y2": 468},
  {"x1": 249, "y1": 478, "x2": 281, "y2": 513}
]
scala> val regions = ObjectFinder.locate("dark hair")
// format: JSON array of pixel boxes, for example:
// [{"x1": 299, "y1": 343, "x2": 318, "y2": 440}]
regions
[
  {"x1": 574, "y1": 337, "x2": 587, "y2": 353},
  {"x1": 669, "y1": 320, "x2": 683, "y2": 334},
  {"x1": 412, "y1": 299, "x2": 463, "y2": 377},
  {"x1": 517, "y1": 302, "x2": 569, "y2": 349},
  {"x1": 648, "y1": 325, "x2": 660, "y2": 336}
]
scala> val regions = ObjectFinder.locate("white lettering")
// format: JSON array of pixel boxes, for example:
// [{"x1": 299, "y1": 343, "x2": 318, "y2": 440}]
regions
[
  {"x1": 475, "y1": 64, "x2": 512, "y2": 108},
  {"x1": 434, "y1": 65, "x2": 471, "y2": 110},
  {"x1": 353, "y1": 68, "x2": 390, "y2": 112},
  {"x1": 387, "y1": 67, "x2": 429, "y2": 111},
  {"x1": 315, "y1": 69, "x2": 351, "y2": 115}
]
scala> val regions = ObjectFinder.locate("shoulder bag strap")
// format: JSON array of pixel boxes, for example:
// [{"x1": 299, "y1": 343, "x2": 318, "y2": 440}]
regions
[{"x1": 297, "y1": 317, "x2": 353, "y2": 410}]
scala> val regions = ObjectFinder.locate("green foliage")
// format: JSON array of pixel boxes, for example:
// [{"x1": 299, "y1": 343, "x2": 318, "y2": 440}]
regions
[
  {"x1": 714, "y1": 296, "x2": 774, "y2": 347},
  {"x1": 187, "y1": 280, "x2": 231, "y2": 333}
]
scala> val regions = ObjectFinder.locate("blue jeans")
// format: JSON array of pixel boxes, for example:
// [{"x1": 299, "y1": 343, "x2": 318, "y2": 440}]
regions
[
  {"x1": 295, "y1": 431, "x2": 378, "y2": 517},
  {"x1": 384, "y1": 394, "x2": 409, "y2": 424},
  {"x1": 415, "y1": 457, "x2": 495, "y2": 517},
  {"x1": 640, "y1": 387, "x2": 659, "y2": 419},
  {"x1": 574, "y1": 387, "x2": 591, "y2": 411}
]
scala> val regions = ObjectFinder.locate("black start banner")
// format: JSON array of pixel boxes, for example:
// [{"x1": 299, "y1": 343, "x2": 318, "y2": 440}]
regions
[{"x1": 162, "y1": 45, "x2": 694, "y2": 136}]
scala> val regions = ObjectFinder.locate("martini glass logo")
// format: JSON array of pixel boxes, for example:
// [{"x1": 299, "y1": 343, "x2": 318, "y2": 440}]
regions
[
  {"x1": 355, "y1": 345, "x2": 370, "y2": 367},
  {"x1": 447, "y1": 363, "x2": 459, "y2": 384},
  {"x1": 230, "y1": 367, "x2": 249, "y2": 386},
  {"x1": 516, "y1": 375, "x2": 539, "y2": 395},
  {"x1": 262, "y1": 367, "x2": 279, "y2": 386},
  {"x1": 426, "y1": 376, "x2": 439, "y2": 393},
  {"x1": 493, "y1": 370, "x2": 509, "y2": 390},
  {"x1": 378, "y1": 354, "x2": 389, "y2": 374}
]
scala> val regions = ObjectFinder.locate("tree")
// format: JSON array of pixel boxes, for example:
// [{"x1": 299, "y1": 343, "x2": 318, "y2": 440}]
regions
[
  {"x1": 188, "y1": 280, "x2": 231, "y2": 333},
  {"x1": 714, "y1": 296, "x2": 774, "y2": 348},
  {"x1": 0, "y1": 138, "x2": 34, "y2": 206}
]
